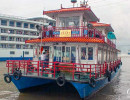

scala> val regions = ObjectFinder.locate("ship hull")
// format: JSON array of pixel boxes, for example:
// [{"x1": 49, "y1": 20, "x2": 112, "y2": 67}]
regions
[
  {"x1": 9, "y1": 65, "x2": 121, "y2": 99},
  {"x1": 10, "y1": 76, "x2": 54, "y2": 92},
  {"x1": 71, "y1": 65, "x2": 121, "y2": 99}
]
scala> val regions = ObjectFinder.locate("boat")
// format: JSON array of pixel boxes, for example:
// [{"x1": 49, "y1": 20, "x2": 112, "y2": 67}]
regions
[
  {"x1": 128, "y1": 50, "x2": 130, "y2": 55},
  {"x1": 4, "y1": 0, "x2": 122, "y2": 99},
  {"x1": 0, "y1": 15, "x2": 55, "y2": 61}
]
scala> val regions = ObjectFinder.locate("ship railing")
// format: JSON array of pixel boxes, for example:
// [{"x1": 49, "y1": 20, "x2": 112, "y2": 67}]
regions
[
  {"x1": 42, "y1": 26, "x2": 116, "y2": 48},
  {"x1": 42, "y1": 26, "x2": 105, "y2": 39},
  {"x1": 6, "y1": 59, "x2": 121, "y2": 82}
]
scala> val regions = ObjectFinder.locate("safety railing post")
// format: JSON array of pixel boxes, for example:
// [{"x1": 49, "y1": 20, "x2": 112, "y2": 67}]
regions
[
  {"x1": 38, "y1": 61, "x2": 39, "y2": 76},
  {"x1": 7, "y1": 61, "x2": 9, "y2": 74},
  {"x1": 19, "y1": 61, "x2": 20, "y2": 70},
  {"x1": 26, "y1": 60, "x2": 29, "y2": 75},
  {"x1": 72, "y1": 63, "x2": 74, "y2": 80},
  {"x1": 100, "y1": 65, "x2": 101, "y2": 78},
  {"x1": 89, "y1": 65, "x2": 91, "y2": 79},
  {"x1": 12, "y1": 61, "x2": 14, "y2": 74},
  {"x1": 95, "y1": 65, "x2": 96, "y2": 79},
  {"x1": 103, "y1": 64, "x2": 104, "y2": 75},
  {"x1": 54, "y1": 62, "x2": 55, "y2": 78}
]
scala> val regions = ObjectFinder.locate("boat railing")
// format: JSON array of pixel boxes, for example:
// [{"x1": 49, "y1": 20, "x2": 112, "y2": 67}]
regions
[
  {"x1": 43, "y1": 26, "x2": 105, "y2": 39},
  {"x1": 41, "y1": 26, "x2": 116, "y2": 48},
  {"x1": 6, "y1": 59, "x2": 121, "y2": 82}
]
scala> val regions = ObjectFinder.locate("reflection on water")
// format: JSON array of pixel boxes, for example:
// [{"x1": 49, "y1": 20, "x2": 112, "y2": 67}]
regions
[{"x1": 0, "y1": 57, "x2": 130, "y2": 100}]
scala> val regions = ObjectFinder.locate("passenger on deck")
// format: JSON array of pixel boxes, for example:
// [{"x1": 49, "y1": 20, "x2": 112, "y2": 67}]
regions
[
  {"x1": 41, "y1": 52, "x2": 47, "y2": 68},
  {"x1": 47, "y1": 22, "x2": 54, "y2": 37}
]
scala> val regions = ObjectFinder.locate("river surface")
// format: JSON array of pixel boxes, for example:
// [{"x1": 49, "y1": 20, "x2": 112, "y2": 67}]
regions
[{"x1": 0, "y1": 57, "x2": 130, "y2": 100}]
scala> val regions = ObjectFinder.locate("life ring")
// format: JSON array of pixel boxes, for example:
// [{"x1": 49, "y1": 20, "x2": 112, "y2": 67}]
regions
[
  {"x1": 114, "y1": 67, "x2": 116, "y2": 72},
  {"x1": 13, "y1": 70, "x2": 21, "y2": 80},
  {"x1": 56, "y1": 76, "x2": 66, "y2": 87},
  {"x1": 110, "y1": 67, "x2": 113, "y2": 73},
  {"x1": 4, "y1": 74, "x2": 11, "y2": 83},
  {"x1": 89, "y1": 78, "x2": 96, "y2": 88},
  {"x1": 106, "y1": 70, "x2": 111, "y2": 82}
]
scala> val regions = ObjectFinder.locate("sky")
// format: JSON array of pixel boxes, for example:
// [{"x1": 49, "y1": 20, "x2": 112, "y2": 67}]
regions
[{"x1": 0, "y1": 0, "x2": 130, "y2": 53}]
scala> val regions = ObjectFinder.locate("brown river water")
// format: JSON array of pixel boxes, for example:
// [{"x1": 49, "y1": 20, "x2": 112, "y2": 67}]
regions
[{"x1": 0, "y1": 57, "x2": 130, "y2": 100}]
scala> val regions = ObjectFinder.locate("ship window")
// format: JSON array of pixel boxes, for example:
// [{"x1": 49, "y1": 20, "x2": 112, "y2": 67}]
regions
[
  {"x1": 10, "y1": 51, "x2": 15, "y2": 55},
  {"x1": 9, "y1": 44, "x2": 14, "y2": 48},
  {"x1": 9, "y1": 21, "x2": 14, "y2": 27},
  {"x1": 54, "y1": 46, "x2": 61, "y2": 62},
  {"x1": 9, "y1": 37, "x2": 14, "y2": 41},
  {"x1": 24, "y1": 23, "x2": 28, "y2": 28},
  {"x1": 30, "y1": 24, "x2": 35, "y2": 29},
  {"x1": 16, "y1": 44, "x2": 21, "y2": 49},
  {"x1": 59, "y1": 16, "x2": 79, "y2": 27},
  {"x1": 1, "y1": 20, "x2": 7, "y2": 26},
  {"x1": 66, "y1": 47, "x2": 70, "y2": 62},
  {"x1": 81, "y1": 47, "x2": 86, "y2": 60},
  {"x1": 88, "y1": 47, "x2": 93, "y2": 60},
  {"x1": 16, "y1": 22, "x2": 22, "y2": 27},
  {"x1": 9, "y1": 30, "x2": 15, "y2": 34},
  {"x1": 71, "y1": 46, "x2": 76, "y2": 63},
  {"x1": 1, "y1": 44, "x2": 6, "y2": 48},
  {"x1": 98, "y1": 48, "x2": 102, "y2": 64},
  {"x1": 1, "y1": 36, "x2": 7, "y2": 41},
  {"x1": 25, "y1": 51, "x2": 29, "y2": 55},
  {"x1": 30, "y1": 45, "x2": 33, "y2": 49},
  {"x1": 1, "y1": 29, "x2": 7, "y2": 33}
]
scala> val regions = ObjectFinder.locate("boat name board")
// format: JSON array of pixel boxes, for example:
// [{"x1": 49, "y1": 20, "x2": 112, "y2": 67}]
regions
[{"x1": 60, "y1": 30, "x2": 71, "y2": 37}]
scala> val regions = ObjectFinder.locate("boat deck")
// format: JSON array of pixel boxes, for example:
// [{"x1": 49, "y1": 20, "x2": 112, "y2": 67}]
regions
[{"x1": 6, "y1": 59, "x2": 121, "y2": 82}]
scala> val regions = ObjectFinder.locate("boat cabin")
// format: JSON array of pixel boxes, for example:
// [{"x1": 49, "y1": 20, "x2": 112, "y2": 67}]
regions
[{"x1": 25, "y1": 4, "x2": 118, "y2": 68}]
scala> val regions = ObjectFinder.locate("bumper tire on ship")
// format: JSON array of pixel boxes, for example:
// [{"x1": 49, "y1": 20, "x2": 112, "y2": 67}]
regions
[
  {"x1": 56, "y1": 76, "x2": 66, "y2": 87},
  {"x1": 13, "y1": 70, "x2": 21, "y2": 80},
  {"x1": 89, "y1": 78, "x2": 96, "y2": 88},
  {"x1": 114, "y1": 67, "x2": 116, "y2": 73},
  {"x1": 4, "y1": 74, "x2": 11, "y2": 83},
  {"x1": 106, "y1": 70, "x2": 111, "y2": 82}
]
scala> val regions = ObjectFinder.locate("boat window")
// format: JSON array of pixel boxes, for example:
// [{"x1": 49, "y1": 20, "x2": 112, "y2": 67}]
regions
[
  {"x1": 10, "y1": 51, "x2": 15, "y2": 55},
  {"x1": 98, "y1": 48, "x2": 102, "y2": 64},
  {"x1": 49, "y1": 47, "x2": 52, "y2": 58},
  {"x1": 30, "y1": 24, "x2": 35, "y2": 29},
  {"x1": 9, "y1": 21, "x2": 14, "y2": 27},
  {"x1": 24, "y1": 23, "x2": 28, "y2": 28},
  {"x1": 1, "y1": 20, "x2": 7, "y2": 26},
  {"x1": 88, "y1": 47, "x2": 93, "y2": 60},
  {"x1": 62, "y1": 46, "x2": 66, "y2": 62},
  {"x1": 25, "y1": 51, "x2": 29, "y2": 55},
  {"x1": 81, "y1": 47, "x2": 86, "y2": 60},
  {"x1": 103, "y1": 50, "x2": 107, "y2": 62},
  {"x1": 54, "y1": 46, "x2": 61, "y2": 62},
  {"x1": 66, "y1": 47, "x2": 70, "y2": 62},
  {"x1": 59, "y1": 16, "x2": 79, "y2": 27},
  {"x1": 71, "y1": 46, "x2": 76, "y2": 63},
  {"x1": 16, "y1": 22, "x2": 22, "y2": 27}
]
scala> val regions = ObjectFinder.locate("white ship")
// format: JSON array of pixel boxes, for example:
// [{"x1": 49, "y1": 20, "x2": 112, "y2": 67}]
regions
[{"x1": 0, "y1": 14, "x2": 55, "y2": 61}]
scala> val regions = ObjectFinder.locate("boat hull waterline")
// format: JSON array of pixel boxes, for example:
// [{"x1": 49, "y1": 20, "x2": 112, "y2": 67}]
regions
[{"x1": 8, "y1": 65, "x2": 121, "y2": 99}]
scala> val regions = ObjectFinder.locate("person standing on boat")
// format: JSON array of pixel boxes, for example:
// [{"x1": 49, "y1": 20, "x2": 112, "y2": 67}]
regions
[
  {"x1": 47, "y1": 22, "x2": 54, "y2": 37},
  {"x1": 41, "y1": 51, "x2": 47, "y2": 68}
]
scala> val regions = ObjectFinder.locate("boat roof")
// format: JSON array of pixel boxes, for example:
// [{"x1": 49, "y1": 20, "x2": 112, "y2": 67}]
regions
[
  {"x1": 90, "y1": 22, "x2": 114, "y2": 32},
  {"x1": 43, "y1": 7, "x2": 99, "y2": 22},
  {"x1": 25, "y1": 37, "x2": 104, "y2": 44}
]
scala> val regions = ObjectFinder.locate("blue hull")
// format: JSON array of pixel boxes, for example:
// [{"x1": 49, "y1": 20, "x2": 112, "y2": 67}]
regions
[
  {"x1": 11, "y1": 76, "x2": 54, "y2": 91},
  {"x1": 0, "y1": 57, "x2": 33, "y2": 61},
  {"x1": 10, "y1": 65, "x2": 121, "y2": 99},
  {"x1": 71, "y1": 65, "x2": 121, "y2": 98}
]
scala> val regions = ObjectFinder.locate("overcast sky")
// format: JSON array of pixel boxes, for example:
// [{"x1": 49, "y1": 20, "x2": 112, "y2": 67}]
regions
[{"x1": 0, "y1": 0, "x2": 130, "y2": 53}]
